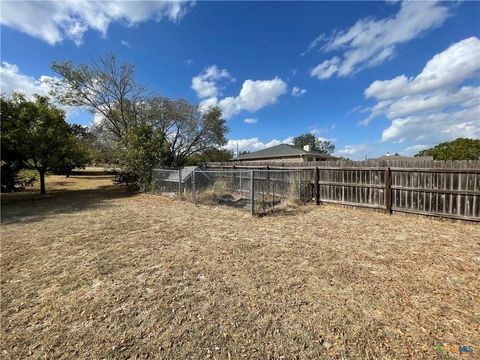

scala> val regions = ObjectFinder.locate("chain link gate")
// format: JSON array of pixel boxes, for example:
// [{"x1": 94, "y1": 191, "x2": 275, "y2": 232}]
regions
[{"x1": 250, "y1": 170, "x2": 302, "y2": 214}]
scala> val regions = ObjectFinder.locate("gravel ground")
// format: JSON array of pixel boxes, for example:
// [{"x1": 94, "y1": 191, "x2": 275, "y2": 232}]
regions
[{"x1": 1, "y1": 176, "x2": 479, "y2": 359}]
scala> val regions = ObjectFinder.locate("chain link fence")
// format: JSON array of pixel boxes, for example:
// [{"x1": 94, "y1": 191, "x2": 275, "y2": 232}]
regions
[
  {"x1": 191, "y1": 169, "x2": 252, "y2": 210},
  {"x1": 251, "y1": 170, "x2": 303, "y2": 214},
  {"x1": 152, "y1": 167, "x2": 197, "y2": 195},
  {"x1": 152, "y1": 168, "x2": 311, "y2": 215}
]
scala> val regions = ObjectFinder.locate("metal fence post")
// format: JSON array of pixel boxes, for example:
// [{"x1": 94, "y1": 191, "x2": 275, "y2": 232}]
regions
[
  {"x1": 151, "y1": 170, "x2": 155, "y2": 194},
  {"x1": 192, "y1": 170, "x2": 196, "y2": 203},
  {"x1": 239, "y1": 170, "x2": 243, "y2": 196},
  {"x1": 178, "y1": 168, "x2": 182, "y2": 198},
  {"x1": 250, "y1": 170, "x2": 255, "y2": 216}
]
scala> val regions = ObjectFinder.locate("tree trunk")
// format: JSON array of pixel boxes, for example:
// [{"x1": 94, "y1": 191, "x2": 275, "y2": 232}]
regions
[{"x1": 39, "y1": 170, "x2": 46, "y2": 194}]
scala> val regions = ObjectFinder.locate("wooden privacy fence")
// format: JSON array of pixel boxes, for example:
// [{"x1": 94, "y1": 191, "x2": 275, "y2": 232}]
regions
[
  {"x1": 312, "y1": 166, "x2": 479, "y2": 221},
  {"x1": 314, "y1": 167, "x2": 387, "y2": 210},
  {"x1": 206, "y1": 161, "x2": 480, "y2": 221},
  {"x1": 390, "y1": 167, "x2": 479, "y2": 221}
]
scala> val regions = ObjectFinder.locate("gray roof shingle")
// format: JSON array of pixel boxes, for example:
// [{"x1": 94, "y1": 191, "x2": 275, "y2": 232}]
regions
[{"x1": 233, "y1": 144, "x2": 336, "y2": 160}]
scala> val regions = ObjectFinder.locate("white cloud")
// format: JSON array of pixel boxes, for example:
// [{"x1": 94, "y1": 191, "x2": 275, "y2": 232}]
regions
[
  {"x1": 198, "y1": 96, "x2": 219, "y2": 113},
  {"x1": 291, "y1": 86, "x2": 307, "y2": 97},
  {"x1": 191, "y1": 65, "x2": 234, "y2": 99},
  {"x1": 308, "y1": 125, "x2": 337, "y2": 143},
  {"x1": 311, "y1": 57, "x2": 341, "y2": 80},
  {"x1": 0, "y1": 61, "x2": 53, "y2": 97},
  {"x1": 384, "y1": 86, "x2": 480, "y2": 119},
  {"x1": 224, "y1": 136, "x2": 294, "y2": 153},
  {"x1": 308, "y1": 1, "x2": 450, "y2": 79},
  {"x1": 244, "y1": 118, "x2": 257, "y2": 124},
  {"x1": 0, "y1": 62, "x2": 93, "y2": 121},
  {"x1": 92, "y1": 112, "x2": 105, "y2": 126},
  {"x1": 120, "y1": 40, "x2": 131, "y2": 48},
  {"x1": 347, "y1": 105, "x2": 370, "y2": 116},
  {"x1": 0, "y1": 0, "x2": 192, "y2": 45},
  {"x1": 301, "y1": 33, "x2": 326, "y2": 57},
  {"x1": 198, "y1": 96, "x2": 219, "y2": 114},
  {"x1": 201, "y1": 77, "x2": 288, "y2": 118},
  {"x1": 360, "y1": 37, "x2": 480, "y2": 145},
  {"x1": 334, "y1": 144, "x2": 369, "y2": 160},
  {"x1": 381, "y1": 107, "x2": 480, "y2": 143},
  {"x1": 403, "y1": 144, "x2": 430, "y2": 156},
  {"x1": 365, "y1": 37, "x2": 480, "y2": 100},
  {"x1": 220, "y1": 78, "x2": 287, "y2": 117}
]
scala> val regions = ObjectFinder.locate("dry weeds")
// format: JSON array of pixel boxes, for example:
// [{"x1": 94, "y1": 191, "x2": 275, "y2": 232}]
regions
[{"x1": 1, "y1": 176, "x2": 479, "y2": 359}]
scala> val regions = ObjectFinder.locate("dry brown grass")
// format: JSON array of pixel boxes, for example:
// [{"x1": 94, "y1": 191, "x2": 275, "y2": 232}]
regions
[{"x1": 1, "y1": 176, "x2": 479, "y2": 359}]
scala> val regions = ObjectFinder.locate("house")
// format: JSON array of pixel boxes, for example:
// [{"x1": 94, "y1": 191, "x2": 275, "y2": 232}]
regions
[
  {"x1": 368, "y1": 152, "x2": 434, "y2": 161},
  {"x1": 231, "y1": 144, "x2": 336, "y2": 163}
]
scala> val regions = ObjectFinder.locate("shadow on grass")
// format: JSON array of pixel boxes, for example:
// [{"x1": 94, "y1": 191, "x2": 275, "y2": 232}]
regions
[{"x1": 1, "y1": 182, "x2": 137, "y2": 225}]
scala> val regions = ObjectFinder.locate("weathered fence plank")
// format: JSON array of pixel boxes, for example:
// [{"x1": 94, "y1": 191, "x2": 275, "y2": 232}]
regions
[
  {"x1": 205, "y1": 161, "x2": 480, "y2": 221},
  {"x1": 385, "y1": 167, "x2": 392, "y2": 214}
]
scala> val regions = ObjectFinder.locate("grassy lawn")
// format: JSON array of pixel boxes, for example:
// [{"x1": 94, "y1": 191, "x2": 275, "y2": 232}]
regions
[{"x1": 1, "y1": 176, "x2": 479, "y2": 359}]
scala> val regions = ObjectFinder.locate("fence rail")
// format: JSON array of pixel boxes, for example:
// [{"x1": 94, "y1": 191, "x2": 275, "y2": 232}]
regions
[
  {"x1": 152, "y1": 168, "x2": 306, "y2": 215},
  {"x1": 315, "y1": 167, "x2": 387, "y2": 211},
  {"x1": 152, "y1": 163, "x2": 479, "y2": 221},
  {"x1": 205, "y1": 162, "x2": 480, "y2": 221},
  {"x1": 388, "y1": 167, "x2": 479, "y2": 221},
  {"x1": 207, "y1": 159, "x2": 480, "y2": 169},
  {"x1": 312, "y1": 166, "x2": 479, "y2": 221}
]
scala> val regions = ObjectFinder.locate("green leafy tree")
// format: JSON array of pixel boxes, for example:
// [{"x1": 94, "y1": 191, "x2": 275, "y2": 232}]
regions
[
  {"x1": 146, "y1": 98, "x2": 228, "y2": 166},
  {"x1": 0, "y1": 94, "x2": 80, "y2": 194},
  {"x1": 51, "y1": 55, "x2": 228, "y2": 187},
  {"x1": 293, "y1": 133, "x2": 335, "y2": 154},
  {"x1": 415, "y1": 138, "x2": 480, "y2": 160},
  {"x1": 50, "y1": 54, "x2": 146, "y2": 142},
  {"x1": 88, "y1": 126, "x2": 118, "y2": 167},
  {"x1": 1, "y1": 96, "x2": 25, "y2": 191},
  {"x1": 116, "y1": 125, "x2": 170, "y2": 190},
  {"x1": 53, "y1": 124, "x2": 94, "y2": 177},
  {"x1": 185, "y1": 148, "x2": 233, "y2": 165},
  {"x1": 293, "y1": 133, "x2": 316, "y2": 150},
  {"x1": 316, "y1": 139, "x2": 336, "y2": 155}
]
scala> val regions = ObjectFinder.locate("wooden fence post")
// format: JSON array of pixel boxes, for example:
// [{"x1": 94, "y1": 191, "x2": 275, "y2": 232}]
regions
[
  {"x1": 298, "y1": 171, "x2": 301, "y2": 201},
  {"x1": 250, "y1": 170, "x2": 255, "y2": 216},
  {"x1": 385, "y1": 167, "x2": 392, "y2": 214},
  {"x1": 314, "y1": 166, "x2": 320, "y2": 205}
]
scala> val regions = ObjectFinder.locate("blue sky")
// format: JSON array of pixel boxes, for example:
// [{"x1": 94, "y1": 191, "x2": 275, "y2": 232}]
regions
[{"x1": 1, "y1": 1, "x2": 479, "y2": 159}]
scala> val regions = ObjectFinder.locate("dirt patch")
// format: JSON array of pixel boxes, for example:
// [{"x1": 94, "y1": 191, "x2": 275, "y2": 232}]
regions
[{"x1": 1, "y1": 176, "x2": 479, "y2": 359}]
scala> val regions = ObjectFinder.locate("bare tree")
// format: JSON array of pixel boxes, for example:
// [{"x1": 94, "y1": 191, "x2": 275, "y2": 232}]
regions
[
  {"x1": 146, "y1": 97, "x2": 228, "y2": 166},
  {"x1": 50, "y1": 53, "x2": 228, "y2": 187},
  {"x1": 51, "y1": 53, "x2": 148, "y2": 141}
]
